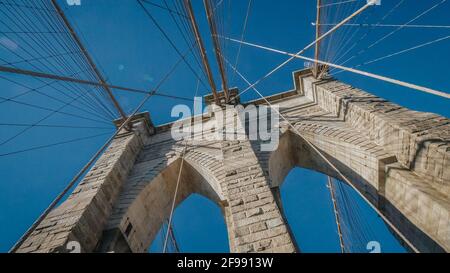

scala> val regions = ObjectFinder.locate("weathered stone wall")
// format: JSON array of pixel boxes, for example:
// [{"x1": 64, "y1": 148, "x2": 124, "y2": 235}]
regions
[
  {"x1": 312, "y1": 78, "x2": 450, "y2": 189},
  {"x1": 97, "y1": 128, "x2": 228, "y2": 253},
  {"x1": 262, "y1": 71, "x2": 449, "y2": 252},
  {"x1": 218, "y1": 108, "x2": 296, "y2": 253},
  {"x1": 16, "y1": 126, "x2": 147, "y2": 253}
]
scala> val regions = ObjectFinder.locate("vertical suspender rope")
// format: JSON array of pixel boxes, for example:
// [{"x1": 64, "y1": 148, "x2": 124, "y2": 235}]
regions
[
  {"x1": 163, "y1": 145, "x2": 187, "y2": 253},
  {"x1": 327, "y1": 176, "x2": 345, "y2": 253},
  {"x1": 162, "y1": 76, "x2": 201, "y2": 253},
  {"x1": 168, "y1": 221, "x2": 180, "y2": 253},
  {"x1": 313, "y1": 0, "x2": 322, "y2": 77}
]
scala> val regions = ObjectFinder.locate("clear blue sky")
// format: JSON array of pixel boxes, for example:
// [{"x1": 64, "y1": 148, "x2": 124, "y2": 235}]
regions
[{"x1": 0, "y1": 0, "x2": 449, "y2": 253}]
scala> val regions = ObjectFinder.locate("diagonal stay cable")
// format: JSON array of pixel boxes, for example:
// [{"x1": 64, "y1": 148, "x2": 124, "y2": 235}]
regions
[
  {"x1": 0, "y1": 67, "x2": 88, "y2": 104},
  {"x1": 317, "y1": 23, "x2": 450, "y2": 29},
  {"x1": 9, "y1": 47, "x2": 189, "y2": 253},
  {"x1": 320, "y1": 0, "x2": 358, "y2": 8},
  {"x1": 140, "y1": 0, "x2": 189, "y2": 19},
  {"x1": 222, "y1": 38, "x2": 450, "y2": 99},
  {"x1": 0, "y1": 6, "x2": 117, "y2": 121},
  {"x1": 331, "y1": 0, "x2": 445, "y2": 72},
  {"x1": 137, "y1": 0, "x2": 210, "y2": 92},
  {"x1": 330, "y1": 0, "x2": 405, "y2": 68},
  {"x1": 366, "y1": 0, "x2": 447, "y2": 50},
  {"x1": 0, "y1": 89, "x2": 112, "y2": 147},
  {"x1": 3, "y1": 0, "x2": 116, "y2": 121},
  {"x1": 0, "y1": 1, "x2": 56, "y2": 13},
  {"x1": 163, "y1": 0, "x2": 209, "y2": 83},
  {"x1": 359, "y1": 35, "x2": 450, "y2": 66},
  {"x1": 0, "y1": 123, "x2": 111, "y2": 130},
  {"x1": 0, "y1": 132, "x2": 113, "y2": 157},
  {"x1": 329, "y1": 35, "x2": 450, "y2": 77},
  {"x1": 0, "y1": 65, "x2": 194, "y2": 101},
  {"x1": 50, "y1": 0, "x2": 127, "y2": 119},
  {"x1": 218, "y1": 0, "x2": 376, "y2": 99},
  {"x1": 0, "y1": 92, "x2": 111, "y2": 125},
  {"x1": 38, "y1": 0, "x2": 119, "y2": 119},
  {"x1": 0, "y1": 73, "x2": 112, "y2": 122},
  {"x1": 325, "y1": 1, "x2": 370, "y2": 69},
  {"x1": 0, "y1": 49, "x2": 81, "y2": 67},
  {"x1": 231, "y1": 0, "x2": 253, "y2": 86},
  {"x1": 14, "y1": 0, "x2": 117, "y2": 120},
  {"x1": 0, "y1": 39, "x2": 114, "y2": 121},
  {"x1": 43, "y1": 0, "x2": 120, "y2": 119}
]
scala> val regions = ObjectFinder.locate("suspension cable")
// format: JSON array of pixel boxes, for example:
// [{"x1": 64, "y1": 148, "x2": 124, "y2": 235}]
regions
[
  {"x1": 329, "y1": 35, "x2": 450, "y2": 77},
  {"x1": 320, "y1": 0, "x2": 358, "y2": 8},
  {"x1": 137, "y1": 0, "x2": 210, "y2": 92},
  {"x1": 163, "y1": 145, "x2": 187, "y2": 253},
  {"x1": 221, "y1": 37, "x2": 450, "y2": 99},
  {"x1": 140, "y1": 0, "x2": 189, "y2": 18},
  {"x1": 359, "y1": 35, "x2": 450, "y2": 66},
  {"x1": 183, "y1": 0, "x2": 219, "y2": 104},
  {"x1": 330, "y1": 0, "x2": 405, "y2": 69},
  {"x1": 331, "y1": 0, "x2": 446, "y2": 73},
  {"x1": 231, "y1": 0, "x2": 253, "y2": 86},
  {"x1": 367, "y1": 0, "x2": 447, "y2": 50},
  {"x1": 0, "y1": 65, "x2": 194, "y2": 101},
  {"x1": 327, "y1": 176, "x2": 345, "y2": 253},
  {"x1": 9, "y1": 48, "x2": 189, "y2": 253},
  {"x1": 0, "y1": 123, "x2": 111, "y2": 130},
  {"x1": 315, "y1": 23, "x2": 450, "y2": 29},
  {"x1": 50, "y1": 0, "x2": 127, "y2": 119},
  {"x1": 0, "y1": 6, "x2": 117, "y2": 120},
  {"x1": 313, "y1": 0, "x2": 322, "y2": 77},
  {"x1": 204, "y1": 0, "x2": 230, "y2": 102},
  {"x1": 0, "y1": 132, "x2": 112, "y2": 157},
  {"x1": 162, "y1": 75, "x2": 201, "y2": 253},
  {"x1": 218, "y1": 0, "x2": 376, "y2": 100}
]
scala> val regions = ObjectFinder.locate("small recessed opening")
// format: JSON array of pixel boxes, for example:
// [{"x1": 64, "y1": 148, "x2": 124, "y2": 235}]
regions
[{"x1": 124, "y1": 223, "x2": 133, "y2": 237}]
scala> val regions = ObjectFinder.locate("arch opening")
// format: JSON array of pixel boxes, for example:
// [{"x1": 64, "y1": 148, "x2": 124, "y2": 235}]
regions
[
  {"x1": 279, "y1": 167, "x2": 407, "y2": 253},
  {"x1": 269, "y1": 130, "x2": 407, "y2": 252},
  {"x1": 148, "y1": 193, "x2": 229, "y2": 253},
  {"x1": 98, "y1": 156, "x2": 230, "y2": 253}
]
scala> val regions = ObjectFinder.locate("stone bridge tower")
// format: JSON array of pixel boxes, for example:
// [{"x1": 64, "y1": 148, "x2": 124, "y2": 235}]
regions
[{"x1": 15, "y1": 69, "x2": 450, "y2": 253}]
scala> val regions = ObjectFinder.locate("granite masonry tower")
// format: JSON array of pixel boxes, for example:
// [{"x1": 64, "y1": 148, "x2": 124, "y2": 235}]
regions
[{"x1": 15, "y1": 69, "x2": 450, "y2": 253}]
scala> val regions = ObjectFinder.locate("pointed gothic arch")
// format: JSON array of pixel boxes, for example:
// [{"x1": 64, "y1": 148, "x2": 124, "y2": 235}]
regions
[
  {"x1": 265, "y1": 120, "x2": 447, "y2": 252},
  {"x1": 96, "y1": 147, "x2": 229, "y2": 253}
]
